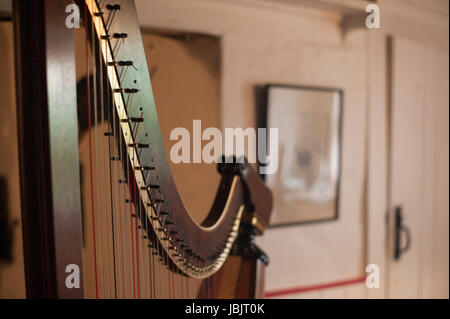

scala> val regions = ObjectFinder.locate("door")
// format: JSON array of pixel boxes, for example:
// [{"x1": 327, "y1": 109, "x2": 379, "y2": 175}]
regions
[{"x1": 388, "y1": 36, "x2": 449, "y2": 298}]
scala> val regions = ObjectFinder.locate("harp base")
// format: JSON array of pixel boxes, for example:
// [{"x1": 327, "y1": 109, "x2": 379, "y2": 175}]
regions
[{"x1": 198, "y1": 226, "x2": 269, "y2": 299}]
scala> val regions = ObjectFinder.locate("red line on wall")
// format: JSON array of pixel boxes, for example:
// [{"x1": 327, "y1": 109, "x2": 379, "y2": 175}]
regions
[{"x1": 265, "y1": 276, "x2": 366, "y2": 298}]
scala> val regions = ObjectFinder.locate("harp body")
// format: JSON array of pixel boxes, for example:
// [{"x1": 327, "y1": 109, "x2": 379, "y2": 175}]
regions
[{"x1": 13, "y1": 0, "x2": 272, "y2": 298}]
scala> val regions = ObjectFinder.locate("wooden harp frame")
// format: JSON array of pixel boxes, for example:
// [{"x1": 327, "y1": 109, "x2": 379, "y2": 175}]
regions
[{"x1": 13, "y1": 0, "x2": 272, "y2": 299}]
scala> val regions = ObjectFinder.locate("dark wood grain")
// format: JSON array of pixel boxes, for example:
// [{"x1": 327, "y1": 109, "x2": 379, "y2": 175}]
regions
[{"x1": 14, "y1": 0, "x2": 84, "y2": 298}]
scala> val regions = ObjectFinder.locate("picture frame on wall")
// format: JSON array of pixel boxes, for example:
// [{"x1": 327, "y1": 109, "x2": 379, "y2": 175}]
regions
[{"x1": 260, "y1": 84, "x2": 343, "y2": 227}]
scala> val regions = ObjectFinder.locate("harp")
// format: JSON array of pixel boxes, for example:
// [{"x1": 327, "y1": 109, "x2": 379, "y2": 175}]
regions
[{"x1": 13, "y1": 0, "x2": 273, "y2": 298}]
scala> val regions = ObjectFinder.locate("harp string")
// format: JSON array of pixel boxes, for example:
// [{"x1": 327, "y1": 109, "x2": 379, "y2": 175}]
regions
[
  {"x1": 154, "y1": 191, "x2": 162, "y2": 298},
  {"x1": 117, "y1": 55, "x2": 129, "y2": 299},
  {"x1": 99, "y1": 18, "x2": 117, "y2": 299},
  {"x1": 142, "y1": 190, "x2": 149, "y2": 298},
  {"x1": 107, "y1": 44, "x2": 119, "y2": 298},
  {"x1": 91, "y1": 5, "x2": 107, "y2": 298},
  {"x1": 111, "y1": 31, "x2": 124, "y2": 297},
  {"x1": 127, "y1": 112, "x2": 135, "y2": 298},
  {"x1": 85, "y1": 1, "x2": 99, "y2": 299},
  {"x1": 166, "y1": 247, "x2": 170, "y2": 298},
  {"x1": 112, "y1": 82, "x2": 125, "y2": 299},
  {"x1": 131, "y1": 112, "x2": 143, "y2": 298},
  {"x1": 130, "y1": 116, "x2": 138, "y2": 297},
  {"x1": 168, "y1": 253, "x2": 173, "y2": 298},
  {"x1": 137, "y1": 114, "x2": 151, "y2": 299},
  {"x1": 115, "y1": 67, "x2": 129, "y2": 299}
]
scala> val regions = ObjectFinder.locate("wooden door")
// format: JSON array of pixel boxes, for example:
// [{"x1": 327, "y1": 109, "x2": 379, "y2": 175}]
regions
[{"x1": 388, "y1": 36, "x2": 449, "y2": 298}]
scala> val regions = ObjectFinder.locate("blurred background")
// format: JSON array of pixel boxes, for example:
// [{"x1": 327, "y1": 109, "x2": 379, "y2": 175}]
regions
[{"x1": 0, "y1": 0, "x2": 448, "y2": 298}]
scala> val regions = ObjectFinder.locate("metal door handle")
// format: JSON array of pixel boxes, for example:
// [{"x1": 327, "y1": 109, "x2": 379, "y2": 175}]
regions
[{"x1": 394, "y1": 206, "x2": 411, "y2": 260}]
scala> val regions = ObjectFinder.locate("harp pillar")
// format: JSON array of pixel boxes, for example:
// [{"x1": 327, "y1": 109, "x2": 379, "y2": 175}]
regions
[{"x1": 13, "y1": 0, "x2": 84, "y2": 298}]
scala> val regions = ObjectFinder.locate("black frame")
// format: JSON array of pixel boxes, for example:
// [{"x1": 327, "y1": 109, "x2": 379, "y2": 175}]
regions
[{"x1": 256, "y1": 84, "x2": 343, "y2": 228}]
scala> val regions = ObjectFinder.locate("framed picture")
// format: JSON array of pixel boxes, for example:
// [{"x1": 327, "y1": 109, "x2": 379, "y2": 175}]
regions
[{"x1": 262, "y1": 85, "x2": 343, "y2": 227}]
